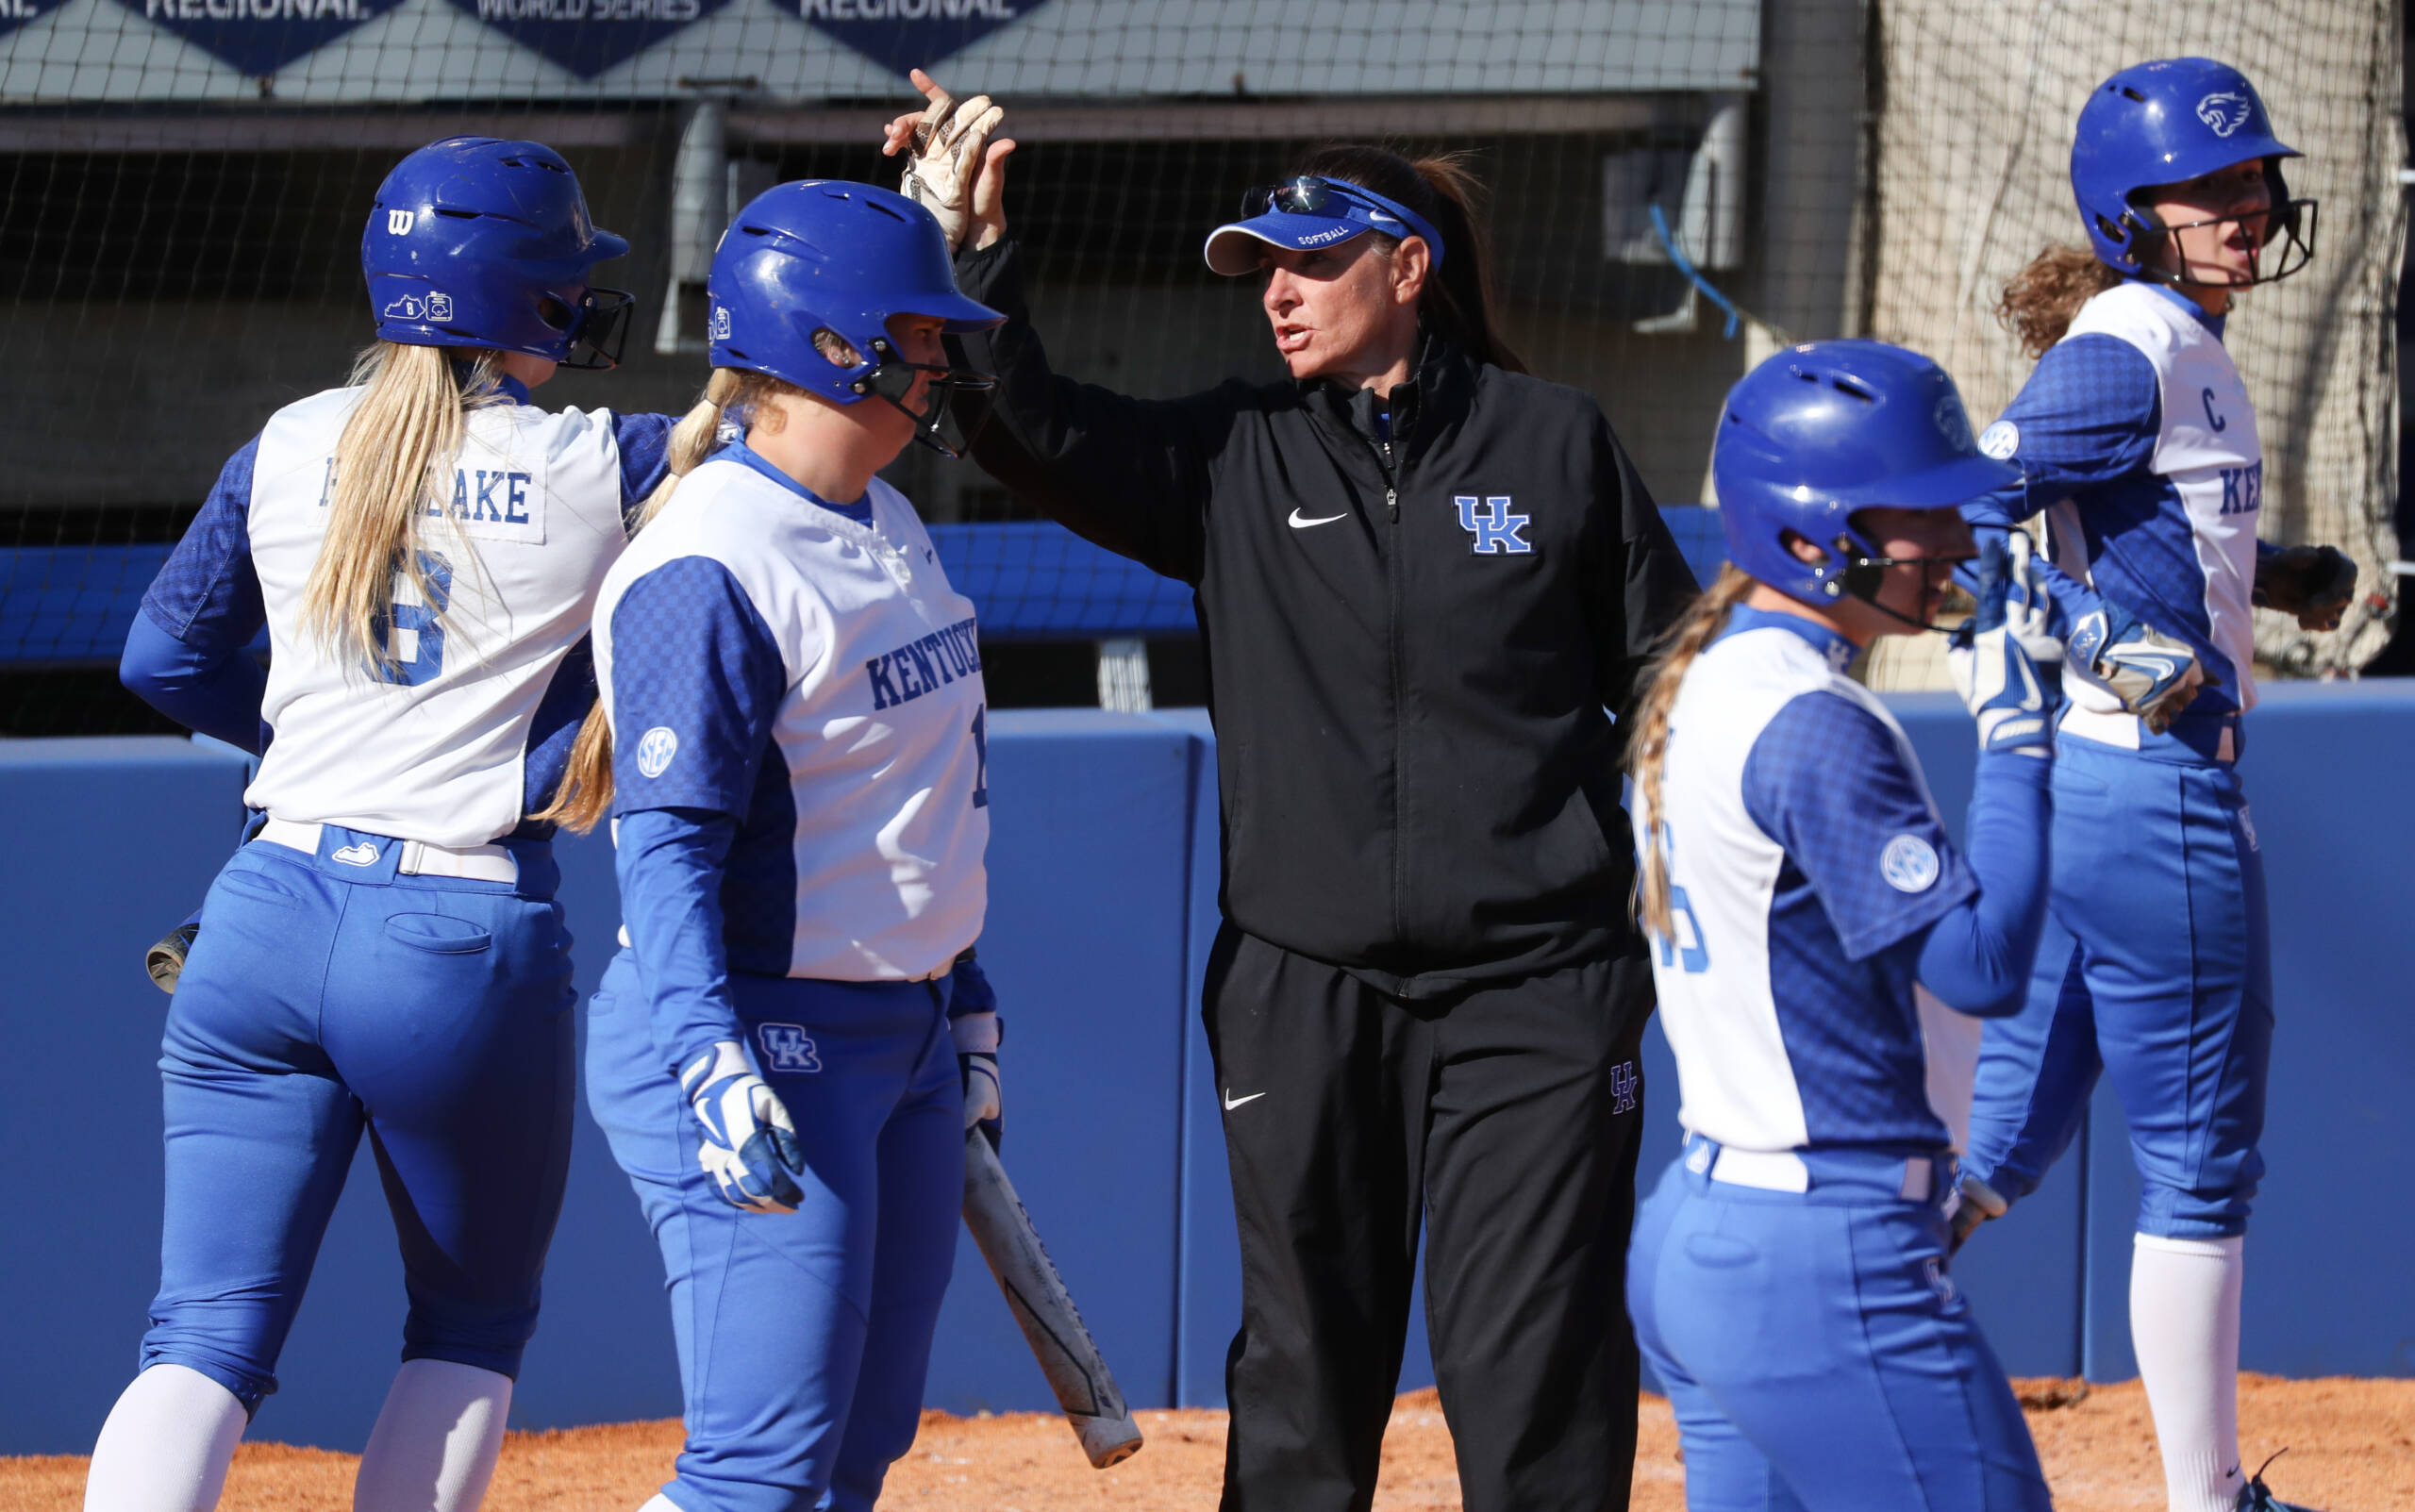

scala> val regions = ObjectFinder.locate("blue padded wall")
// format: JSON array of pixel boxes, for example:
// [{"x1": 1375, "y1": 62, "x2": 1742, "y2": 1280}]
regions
[{"x1": 8, "y1": 684, "x2": 2414, "y2": 1454}]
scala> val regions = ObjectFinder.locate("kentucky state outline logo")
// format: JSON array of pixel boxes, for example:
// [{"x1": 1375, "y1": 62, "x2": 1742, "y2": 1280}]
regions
[{"x1": 1454, "y1": 495, "x2": 1532, "y2": 556}]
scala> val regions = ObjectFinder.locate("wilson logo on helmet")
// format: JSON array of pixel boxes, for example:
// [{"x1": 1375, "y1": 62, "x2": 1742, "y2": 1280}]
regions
[
  {"x1": 2194, "y1": 92, "x2": 2254, "y2": 137},
  {"x1": 387, "y1": 209, "x2": 415, "y2": 235}
]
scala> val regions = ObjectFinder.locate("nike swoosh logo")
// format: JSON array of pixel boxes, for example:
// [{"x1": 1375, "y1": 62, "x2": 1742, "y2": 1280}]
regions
[
  {"x1": 1223, "y1": 1089, "x2": 1267, "y2": 1110},
  {"x1": 1288, "y1": 509, "x2": 1347, "y2": 529}
]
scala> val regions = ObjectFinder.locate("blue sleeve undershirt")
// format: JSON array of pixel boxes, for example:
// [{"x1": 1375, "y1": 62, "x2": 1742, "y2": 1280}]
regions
[
  {"x1": 1959, "y1": 334, "x2": 2165, "y2": 631},
  {"x1": 1741, "y1": 692, "x2": 1977, "y2": 961},
  {"x1": 948, "y1": 951, "x2": 997, "y2": 1022},
  {"x1": 608, "y1": 556, "x2": 790, "y2": 1073},
  {"x1": 613, "y1": 411, "x2": 678, "y2": 526},
  {"x1": 123, "y1": 438, "x2": 272, "y2": 755},
  {"x1": 1912, "y1": 752, "x2": 2053, "y2": 1018}
]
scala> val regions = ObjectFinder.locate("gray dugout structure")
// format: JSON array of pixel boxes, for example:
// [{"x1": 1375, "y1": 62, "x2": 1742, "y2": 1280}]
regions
[{"x1": 0, "y1": 0, "x2": 1876, "y2": 527}]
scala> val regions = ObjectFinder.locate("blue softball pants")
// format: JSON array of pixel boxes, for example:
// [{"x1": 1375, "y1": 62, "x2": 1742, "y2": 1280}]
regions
[
  {"x1": 585, "y1": 952, "x2": 963, "y2": 1512},
  {"x1": 141, "y1": 827, "x2": 576, "y2": 1411},
  {"x1": 1628, "y1": 1138, "x2": 2050, "y2": 1512},
  {"x1": 1961, "y1": 720, "x2": 2273, "y2": 1239}
]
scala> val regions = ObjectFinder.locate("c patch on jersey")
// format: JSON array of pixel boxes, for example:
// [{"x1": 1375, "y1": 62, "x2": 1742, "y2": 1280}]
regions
[
  {"x1": 1880, "y1": 834, "x2": 1941, "y2": 893},
  {"x1": 636, "y1": 726, "x2": 680, "y2": 779},
  {"x1": 1977, "y1": 421, "x2": 2020, "y2": 460},
  {"x1": 757, "y1": 1022, "x2": 823, "y2": 1074}
]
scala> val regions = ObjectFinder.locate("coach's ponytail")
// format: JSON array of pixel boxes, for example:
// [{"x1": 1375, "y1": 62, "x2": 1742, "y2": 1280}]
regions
[
  {"x1": 1997, "y1": 244, "x2": 2122, "y2": 359},
  {"x1": 304, "y1": 341, "x2": 503, "y2": 675},
  {"x1": 539, "y1": 365, "x2": 804, "y2": 834},
  {"x1": 1626, "y1": 564, "x2": 1756, "y2": 941},
  {"x1": 1296, "y1": 144, "x2": 1527, "y2": 375}
]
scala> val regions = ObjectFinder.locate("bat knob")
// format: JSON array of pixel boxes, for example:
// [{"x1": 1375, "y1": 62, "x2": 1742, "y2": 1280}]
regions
[{"x1": 1076, "y1": 1415, "x2": 1144, "y2": 1470}]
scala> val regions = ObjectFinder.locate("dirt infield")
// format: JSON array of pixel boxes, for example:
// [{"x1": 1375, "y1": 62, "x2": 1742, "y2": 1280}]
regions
[{"x1": 7, "y1": 1374, "x2": 2408, "y2": 1510}]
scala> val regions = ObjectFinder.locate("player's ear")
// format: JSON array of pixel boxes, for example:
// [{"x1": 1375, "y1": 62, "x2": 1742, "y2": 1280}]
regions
[
  {"x1": 1391, "y1": 236, "x2": 1432, "y2": 304},
  {"x1": 1781, "y1": 529, "x2": 1829, "y2": 567}
]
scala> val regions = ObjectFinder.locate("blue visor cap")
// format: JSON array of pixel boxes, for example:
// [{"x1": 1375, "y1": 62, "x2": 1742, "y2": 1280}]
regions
[{"x1": 1203, "y1": 176, "x2": 1447, "y2": 276}]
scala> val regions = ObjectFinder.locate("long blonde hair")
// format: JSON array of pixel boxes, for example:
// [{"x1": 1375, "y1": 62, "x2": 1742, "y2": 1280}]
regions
[
  {"x1": 539, "y1": 366, "x2": 806, "y2": 833},
  {"x1": 1625, "y1": 564, "x2": 1757, "y2": 940},
  {"x1": 302, "y1": 341, "x2": 507, "y2": 673}
]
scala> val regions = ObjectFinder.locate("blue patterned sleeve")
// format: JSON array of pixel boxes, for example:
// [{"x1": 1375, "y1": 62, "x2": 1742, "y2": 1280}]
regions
[
  {"x1": 125, "y1": 438, "x2": 271, "y2": 751},
  {"x1": 1741, "y1": 691, "x2": 1978, "y2": 961},
  {"x1": 607, "y1": 556, "x2": 788, "y2": 821},
  {"x1": 1961, "y1": 334, "x2": 2161, "y2": 529},
  {"x1": 612, "y1": 411, "x2": 678, "y2": 524},
  {"x1": 141, "y1": 438, "x2": 267, "y2": 649}
]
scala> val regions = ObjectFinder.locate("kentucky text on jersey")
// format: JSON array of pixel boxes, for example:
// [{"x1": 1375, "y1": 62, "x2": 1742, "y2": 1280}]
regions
[{"x1": 865, "y1": 616, "x2": 981, "y2": 711}]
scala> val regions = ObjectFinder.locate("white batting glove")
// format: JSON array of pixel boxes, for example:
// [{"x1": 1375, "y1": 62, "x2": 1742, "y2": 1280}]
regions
[
  {"x1": 680, "y1": 1040, "x2": 806, "y2": 1215},
  {"x1": 1998, "y1": 529, "x2": 2062, "y2": 666},
  {"x1": 1948, "y1": 533, "x2": 2058, "y2": 757},
  {"x1": 2065, "y1": 606, "x2": 2206, "y2": 734},
  {"x1": 955, "y1": 1008, "x2": 1002, "y2": 1149},
  {"x1": 900, "y1": 83, "x2": 1005, "y2": 253}
]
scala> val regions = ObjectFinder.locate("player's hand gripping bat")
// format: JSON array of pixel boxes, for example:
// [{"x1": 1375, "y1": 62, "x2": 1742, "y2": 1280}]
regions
[{"x1": 959, "y1": 1129, "x2": 1144, "y2": 1468}]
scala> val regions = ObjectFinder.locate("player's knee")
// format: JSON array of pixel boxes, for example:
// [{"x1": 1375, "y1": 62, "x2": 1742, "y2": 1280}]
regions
[
  {"x1": 401, "y1": 1298, "x2": 541, "y2": 1381},
  {"x1": 136, "y1": 1341, "x2": 274, "y2": 1417},
  {"x1": 2135, "y1": 1181, "x2": 2254, "y2": 1241}
]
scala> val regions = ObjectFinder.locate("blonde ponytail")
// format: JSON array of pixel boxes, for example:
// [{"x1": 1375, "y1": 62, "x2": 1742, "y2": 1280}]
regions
[
  {"x1": 302, "y1": 341, "x2": 503, "y2": 673},
  {"x1": 539, "y1": 367, "x2": 786, "y2": 834},
  {"x1": 1626, "y1": 564, "x2": 1757, "y2": 940}
]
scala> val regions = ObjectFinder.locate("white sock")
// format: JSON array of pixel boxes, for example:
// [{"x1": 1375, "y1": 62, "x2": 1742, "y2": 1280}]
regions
[
  {"x1": 351, "y1": 1359, "x2": 514, "y2": 1512},
  {"x1": 2130, "y1": 1232, "x2": 2247, "y2": 1512},
  {"x1": 83, "y1": 1363, "x2": 248, "y2": 1512}
]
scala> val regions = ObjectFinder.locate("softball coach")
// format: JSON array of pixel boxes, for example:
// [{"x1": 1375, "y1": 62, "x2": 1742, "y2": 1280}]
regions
[{"x1": 886, "y1": 76, "x2": 1698, "y2": 1512}]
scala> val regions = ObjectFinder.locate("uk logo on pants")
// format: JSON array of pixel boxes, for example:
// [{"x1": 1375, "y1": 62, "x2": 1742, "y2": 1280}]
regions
[
  {"x1": 1455, "y1": 494, "x2": 1532, "y2": 555},
  {"x1": 1610, "y1": 1060, "x2": 1640, "y2": 1115},
  {"x1": 758, "y1": 1023, "x2": 823, "y2": 1073}
]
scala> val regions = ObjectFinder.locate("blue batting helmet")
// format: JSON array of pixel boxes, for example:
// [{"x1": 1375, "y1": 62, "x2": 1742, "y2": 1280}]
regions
[
  {"x1": 364, "y1": 137, "x2": 634, "y2": 369},
  {"x1": 708, "y1": 180, "x2": 1000, "y2": 396},
  {"x1": 2072, "y1": 58, "x2": 2312, "y2": 282},
  {"x1": 1715, "y1": 341, "x2": 2018, "y2": 607}
]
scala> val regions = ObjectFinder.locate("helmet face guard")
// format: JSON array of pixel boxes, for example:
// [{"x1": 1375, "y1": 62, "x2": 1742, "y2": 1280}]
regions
[
  {"x1": 2115, "y1": 184, "x2": 2318, "y2": 291},
  {"x1": 548, "y1": 286, "x2": 637, "y2": 371},
  {"x1": 841, "y1": 336, "x2": 997, "y2": 459}
]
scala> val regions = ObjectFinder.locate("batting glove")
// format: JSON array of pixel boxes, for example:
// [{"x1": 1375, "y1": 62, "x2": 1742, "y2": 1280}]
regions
[
  {"x1": 1947, "y1": 1171, "x2": 2009, "y2": 1257},
  {"x1": 900, "y1": 82, "x2": 1005, "y2": 253},
  {"x1": 2254, "y1": 543, "x2": 2357, "y2": 632},
  {"x1": 2064, "y1": 604, "x2": 2206, "y2": 734},
  {"x1": 955, "y1": 1008, "x2": 1002, "y2": 1152},
  {"x1": 680, "y1": 1040, "x2": 806, "y2": 1215},
  {"x1": 1948, "y1": 533, "x2": 2058, "y2": 757}
]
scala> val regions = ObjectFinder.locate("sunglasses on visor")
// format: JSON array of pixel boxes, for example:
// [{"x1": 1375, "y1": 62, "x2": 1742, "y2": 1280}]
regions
[{"x1": 1237, "y1": 176, "x2": 1447, "y2": 269}]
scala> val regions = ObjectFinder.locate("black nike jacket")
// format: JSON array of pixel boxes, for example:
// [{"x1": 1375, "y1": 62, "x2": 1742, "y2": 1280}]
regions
[{"x1": 952, "y1": 238, "x2": 1701, "y2": 1000}]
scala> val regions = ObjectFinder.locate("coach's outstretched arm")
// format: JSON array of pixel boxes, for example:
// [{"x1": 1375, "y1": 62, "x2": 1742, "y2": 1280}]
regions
[{"x1": 884, "y1": 72, "x2": 1238, "y2": 585}]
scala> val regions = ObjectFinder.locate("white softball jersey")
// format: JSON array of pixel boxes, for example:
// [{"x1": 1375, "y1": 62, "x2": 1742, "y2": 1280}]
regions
[
  {"x1": 1634, "y1": 607, "x2": 1982, "y2": 1159},
  {"x1": 594, "y1": 445, "x2": 989, "y2": 984},
  {"x1": 235, "y1": 384, "x2": 650, "y2": 846}
]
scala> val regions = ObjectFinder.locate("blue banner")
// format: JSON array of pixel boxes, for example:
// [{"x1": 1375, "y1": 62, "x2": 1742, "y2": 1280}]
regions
[
  {"x1": 792, "y1": 0, "x2": 1047, "y2": 79},
  {"x1": 112, "y1": 0, "x2": 411, "y2": 75},
  {"x1": 445, "y1": 0, "x2": 736, "y2": 80}
]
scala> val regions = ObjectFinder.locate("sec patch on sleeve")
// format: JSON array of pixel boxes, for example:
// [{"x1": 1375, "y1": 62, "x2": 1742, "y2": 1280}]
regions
[
  {"x1": 636, "y1": 725, "x2": 679, "y2": 779},
  {"x1": 1880, "y1": 833, "x2": 1941, "y2": 892}
]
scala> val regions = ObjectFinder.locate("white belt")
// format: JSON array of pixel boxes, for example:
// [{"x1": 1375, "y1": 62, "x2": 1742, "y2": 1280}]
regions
[
  {"x1": 2060, "y1": 703, "x2": 2237, "y2": 762},
  {"x1": 257, "y1": 819, "x2": 520, "y2": 884},
  {"x1": 1704, "y1": 1146, "x2": 1934, "y2": 1202}
]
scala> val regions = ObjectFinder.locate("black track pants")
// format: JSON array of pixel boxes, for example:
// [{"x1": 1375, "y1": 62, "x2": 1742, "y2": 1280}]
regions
[{"x1": 1205, "y1": 925, "x2": 1654, "y2": 1512}]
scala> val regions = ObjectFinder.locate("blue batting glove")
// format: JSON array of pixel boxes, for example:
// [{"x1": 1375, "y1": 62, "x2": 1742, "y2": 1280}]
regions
[
  {"x1": 680, "y1": 1039, "x2": 807, "y2": 1214},
  {"x1": 1948, "y1": 533, "x2": 2059, "y2": 757},
  {"x1": 2064, "y1": 602, "x2": 2205, "y2": 734}
]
